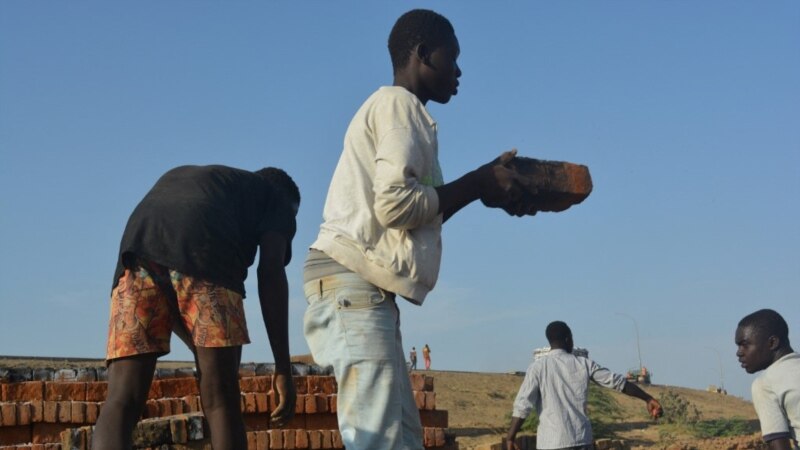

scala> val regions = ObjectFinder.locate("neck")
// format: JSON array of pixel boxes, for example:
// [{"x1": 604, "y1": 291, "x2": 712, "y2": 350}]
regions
[
  {"x1": 774, "y1": 347, "x2": 794, "y2": 362},
  {"x1": 393, "y1": 73, "x2": 428, "y2": 105}
]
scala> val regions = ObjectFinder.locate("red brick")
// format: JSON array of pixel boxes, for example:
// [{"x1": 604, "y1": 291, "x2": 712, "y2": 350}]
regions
[
  {"x1": 320, "y1": 430, "x2": 333, "y2": 449},
  {"x1": 240, "y1": 376, "x2": 271, "y2": 393},
  {"x1": 321, "y1": 377, "x2": 337, "y2": 395},
  {"x1": 328, "y1": 394, "x2": 337, "y2": 413},
  {"x1": 423, "y1": 427, "x2": 435, "y2": 447},
  {"x1": 410, "y1": 373, "x2": 425, "y2": 391},
  {"x1": 314, "y1": 394, "x2": 328, "y2": 413},
  {"x1": 255, "y1": 393, "x2": 269, "y2": 413},
  {"x1": 419, "y1": 409, "x2": 448, "y2": 428},
  {"x1": 85, "y1": 402, "x2": 99, "y2": 424},
  {"x1": 183, "y1": 394, "x2": 199, "y2": 412},
  {"x1": 505, "y1": 157, "x2": 593, "y2": 213},
  {"x1": 256, "y1": 430, "x2": 270, "y2": 450},
  {"x1": 43, "y1": 402, "x2": 58, "y2": 423},
  {"x1": 293, "y1": 376, "x2": 308, "y2": 395},
  {"x1": 85, "y1": 382, "x2": 108, "y2": 402},
  {"x1": 303, "y1": 395, "x2": 316, "y2": 414},
  {"x1": 244, "y1": 393, "x2": 258, "y2": 413},
  {"x1": 1, "y1": 403, "x2": 16, "y2": 426},
  {"x1": 144, "y1": 400, "x2": 159, "y2": 419},
  {"x1": 283, "y1": 429, "x2": 296, "y2": 449},
  {"x1": 71, "y1": 402, "x2": 86, "y2": 424},
  {"x1": 154, "y1": 378, "x2": 199, "y2": 398},
  {"x1": 306, "y1": 377, "x2": 323, "y2": 395},
  {"x1": 423, "y1": 376, "x2": 434, "y2": 392},
  {"x1": 57, "y1": 401, "x2": 71, "y2": 423},
  {"x1": 434, "y1": 428, "x2": 445, "y2": 446},
  {"x1": 424, "y1": 391, "x2": 436, "y2": 410},
  {"x1": 247, "y1": 430, "x2": 258, "y2": 449},
  {"x1": 30, "y1": 400, "x2": 43, "y2": 423},
  {"x1": 0, "y1": 425, "x2": 31, "y2": 446},
  {"x1": 146, "y1": 381, "x2": 162, "y2": 400},
  {"x1": 307, "y1": 430, "x2": 322, "y2": 449},
  {"x1": 159, "y1": 398, "x2": 173, "y2": 416},
  {"x1": 171, "y1": 398, "x2": 184, "y2": 414},
  {"x1": 268, "y1": 429, "x2": 283, "y2": 449},
  {"x1": 17, "y1": 402, "x2": 31, "y2": 425},
  {"x1": 47, "y1": 382, "x2": 87, "y2": 402},
  {"x1": 331, "y1": 430, "x2": 343, "y2": 449},
  {"x1": 2, "y1": 382, "x2": 45, "y2": 402},
  {"x1": 413, "y1": 391, "x2": 425, "y2": 409},
  {"x1": 32, "y1": 423, "x2": 67, "y2": 444},
  {"x1": 294, "y1": 394, "x2": 305, "y2": 414},
  {"x1": 295, "y1": 429, "x2": 309, "y2": 449}
]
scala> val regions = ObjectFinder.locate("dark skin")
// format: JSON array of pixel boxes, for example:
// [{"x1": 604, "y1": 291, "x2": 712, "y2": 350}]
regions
[
  {"x1": 393, "y1": 33, "x2": 535, "y2": 222},
  {"x1": 93, "y1": 227, "x2": 296, "y2": 450},
  {"x1": 735, "y1": 325, "x2": 795, "y2": 450},
  {"x1": 505, "y1": 334, "x2": 663, "y2": 450}
]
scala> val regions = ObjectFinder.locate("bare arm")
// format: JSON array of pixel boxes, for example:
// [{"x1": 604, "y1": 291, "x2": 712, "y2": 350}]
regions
[
  {"x1": 766, "y1": 438, "x2": 793, "y2": 450},
  {"x1": 622, "y1": 382, "x2": 663, "y2": 419},
  {"x1": 504, "y1": 416, "x2": 524, "y2": 450},
  {"x1": 435, "y1": 149, "x2": 528, "y2": 222},
  {"x1": 257, "y1": 231, "x2": 297, "y2": 426}
]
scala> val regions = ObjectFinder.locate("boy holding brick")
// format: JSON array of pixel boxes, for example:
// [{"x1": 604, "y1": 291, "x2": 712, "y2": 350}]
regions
[
  {"x1": 93, "y1": 165, "x2": 299, "y2": 450},
  {"x1": 736, "y1": 309, "x2": 799, "y2": 449},
  {"x1": 302, "y1": 9, "x2": 527, "y2": 450}
]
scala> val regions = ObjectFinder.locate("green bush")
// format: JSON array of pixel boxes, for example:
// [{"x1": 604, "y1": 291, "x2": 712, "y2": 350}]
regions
[
  {"x1": 655, "y1": 390, "x2": 754, "y2": 439},
  {"x1": 694, "y1": 418, "x2": 754, "y2": 438}
]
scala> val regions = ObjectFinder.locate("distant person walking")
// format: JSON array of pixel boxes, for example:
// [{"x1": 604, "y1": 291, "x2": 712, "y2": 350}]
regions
[
  {"x1": 505, "y1": 321, "x2": 662, "y2": 450},
  {"x1": 736, "y1": 309, "x2": 799, "y2": 449},
  {"x1": 410, "y1": 347, "x2": 418, "y2": 371},
  {"x1": 423, "y1": 344, "x2": 432, "y2": 370}
]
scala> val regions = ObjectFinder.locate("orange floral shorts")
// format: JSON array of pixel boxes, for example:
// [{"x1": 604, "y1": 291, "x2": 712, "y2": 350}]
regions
[{"x1": 106, "y1": 259, "x2": 250, "y2": 362}]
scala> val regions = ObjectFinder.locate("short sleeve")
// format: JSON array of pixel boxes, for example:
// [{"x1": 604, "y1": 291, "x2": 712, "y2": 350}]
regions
[{"x1": 752, "y1": 377, "x2": 792, "y2": 441}]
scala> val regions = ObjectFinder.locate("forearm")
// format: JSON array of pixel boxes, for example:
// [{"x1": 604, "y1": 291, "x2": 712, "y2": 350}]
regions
[
  {"x1": 258, "y1": 270, "x2": 291, "y2": 374},
  {"x1": 622, "y1": 381, "x2": 654, "y2": 402},
  {"x1": 767, "y1": 438, "x2": 793, "y2": 450},
  {"x1": 506, "y1": 416, "x2": 525, "y2": 442},
  {"x1": 435, "y1": 170, "x2": 481, "y2": 222}
]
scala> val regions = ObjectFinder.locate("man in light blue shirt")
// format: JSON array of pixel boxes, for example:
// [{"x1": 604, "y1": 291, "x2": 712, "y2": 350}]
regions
[{"x1": 505, "y1": 321, "x2": 663, "y2": 450}]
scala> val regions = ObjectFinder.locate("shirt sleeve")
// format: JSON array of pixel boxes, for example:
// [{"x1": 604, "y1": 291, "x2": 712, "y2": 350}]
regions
[
  {"x1": 512, "y1": 362, "x2": 541, "y2": 419},
  {"x1": 752, "y1": 376, "x2": 793, "y2": 442},
  {"x1": 373, "y1": 125, "x2": 440, "y2": 230},
  {"x1": 587, "y1": 359, "x2": 627, "y2": 392}
]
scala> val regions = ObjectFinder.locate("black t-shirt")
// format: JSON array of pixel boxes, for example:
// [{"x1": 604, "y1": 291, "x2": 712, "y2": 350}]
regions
[{"x1": 112, "y1": 165, "x2": 296, "y2": 297}]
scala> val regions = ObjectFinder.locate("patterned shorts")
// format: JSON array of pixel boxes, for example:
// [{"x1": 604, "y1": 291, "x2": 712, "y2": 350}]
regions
[{"x1": 106, "y1": 259, "x2": 250, "y2": 361}]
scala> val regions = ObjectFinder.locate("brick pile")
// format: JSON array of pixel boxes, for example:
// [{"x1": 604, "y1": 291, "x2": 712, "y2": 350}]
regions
[{"x1": 0, "y1": 364, "x2": 455, "y2": 449}]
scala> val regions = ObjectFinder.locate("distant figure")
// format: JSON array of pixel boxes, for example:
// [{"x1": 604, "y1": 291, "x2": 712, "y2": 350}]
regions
[
  {"x1": 410, "y1": 347, "x2": 418, "y2": 371},
  {"x1": 93, "y1": 165, "x2": 299, "y2": 450},
  {"x1": 736, "y1": 309, "x2": 799, "y2": 449},
  {"x1": 423, "y1": 344, "x2": 432, "y2": 370},
  {"x1": 505, "y1": 321, "x2": 662, "y2": 450}
]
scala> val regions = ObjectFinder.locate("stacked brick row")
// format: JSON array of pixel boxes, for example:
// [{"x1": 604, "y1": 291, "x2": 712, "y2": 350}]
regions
[{"x1": 0, "y1": 364, "x2": 455, "y2": 449}]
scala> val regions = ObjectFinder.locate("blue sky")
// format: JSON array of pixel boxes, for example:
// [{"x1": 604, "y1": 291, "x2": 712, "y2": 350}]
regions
[{"x1": 1, "y1": 2, "x2": 797, "y2": 401}]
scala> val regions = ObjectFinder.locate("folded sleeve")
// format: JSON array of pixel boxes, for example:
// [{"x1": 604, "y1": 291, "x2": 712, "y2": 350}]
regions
[{"x1": 512, "y1": 363, "x2": 541, "y2": 419}]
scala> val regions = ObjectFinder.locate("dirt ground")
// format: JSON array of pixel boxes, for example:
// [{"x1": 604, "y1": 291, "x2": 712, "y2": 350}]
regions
[{"x1": 1, "y1": 358, "x2": 760, "y2": 449}]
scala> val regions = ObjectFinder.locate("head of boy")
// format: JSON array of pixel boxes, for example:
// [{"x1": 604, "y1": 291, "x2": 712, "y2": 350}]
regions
[
  {"x1": 546, "y1": 321, "x2": 574, "y2": 353},
  {"x1": 388, "y1": 9, "x2": 461, "y2": 105},
  {"x1": 735, "y1": 309, "x2": 792, "y2": 374},
  {"x1": 256, "y1": 167, "x2": 301, "y2": 216}
]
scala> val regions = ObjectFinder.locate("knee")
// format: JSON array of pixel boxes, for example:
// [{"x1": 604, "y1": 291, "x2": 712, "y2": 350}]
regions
[{"x1": 200, "y1": 376, "x2": 241, "y2": 408}]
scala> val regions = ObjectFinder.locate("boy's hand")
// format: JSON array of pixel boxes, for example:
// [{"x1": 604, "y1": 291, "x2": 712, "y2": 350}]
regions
[
  {"x1": 647, "y1": 398, "x2": 663, "y2": 419},
  {"x1": 504, "y1": 437, "x2": 520, "y2": 450},
  {"x1": 477, "y1": 149, "x2": 526, "y2": 210},
  {"x1": 270, "y1": 371, "x2": 297, "y2": 427}
]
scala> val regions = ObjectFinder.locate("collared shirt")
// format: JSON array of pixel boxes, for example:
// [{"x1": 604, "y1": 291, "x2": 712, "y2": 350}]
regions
[
  {"x1": 752, "y1": 352, "x2": 800, "y2": 444},
  {"x1": 511, "y1": 349, "x2": 627, "y2": 449}
]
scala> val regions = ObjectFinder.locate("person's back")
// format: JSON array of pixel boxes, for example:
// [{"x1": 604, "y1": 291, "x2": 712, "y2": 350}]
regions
[{"x1": 506, "y1": 321, "x2": 661, "y2": 450}]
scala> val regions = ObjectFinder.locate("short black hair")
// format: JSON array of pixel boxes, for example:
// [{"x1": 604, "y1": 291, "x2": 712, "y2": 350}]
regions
[
  {"x1": 388, "y1": 9, "x2": 455, "y2": 73},
  {"x1": 738, "y1": 309, "x2": 790, "y2": 347},
  {"x1": 546, "y1": 321, "x2": 572, "y2": 344},
  {"x1": 256, "y1": 167, "x2": 300, "y2": 206}
]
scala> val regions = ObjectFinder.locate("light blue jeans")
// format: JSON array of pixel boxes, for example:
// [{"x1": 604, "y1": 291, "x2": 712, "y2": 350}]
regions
[{"x1": 303, "y1": 272, "x2": 424, "y2": 450}]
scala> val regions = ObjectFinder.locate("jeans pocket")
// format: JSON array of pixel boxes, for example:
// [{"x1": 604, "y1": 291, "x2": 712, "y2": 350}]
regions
[{"x1": 334, "y1": 286, "x2": 386, "y2": 310}]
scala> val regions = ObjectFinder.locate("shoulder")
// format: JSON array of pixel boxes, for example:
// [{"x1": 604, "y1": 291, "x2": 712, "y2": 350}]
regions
[{"x1": 361, "y1": 86, "x2": 433, "y2": 128}]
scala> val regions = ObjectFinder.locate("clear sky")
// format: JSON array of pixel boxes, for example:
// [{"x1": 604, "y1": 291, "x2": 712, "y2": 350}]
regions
[{"x1": 1, "y1": 2, "x2": 798, "y2": 401}]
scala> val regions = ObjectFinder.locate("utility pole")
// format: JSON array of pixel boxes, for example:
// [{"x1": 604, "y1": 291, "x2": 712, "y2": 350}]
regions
[
  {"x1": 708, "y1": 347, "x2": 725, "y2": 391},
  {"x1": 616, "y1": 312, "x2": 643, "y2": 373}
]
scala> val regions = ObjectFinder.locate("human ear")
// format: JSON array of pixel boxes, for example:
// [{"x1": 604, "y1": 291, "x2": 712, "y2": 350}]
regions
[
  {"x1": 415, "y1": 44, "x2": 432, "y2": 66},
  {"x1": 767, "y1": 335, "x2": 781, "y2": 351}
]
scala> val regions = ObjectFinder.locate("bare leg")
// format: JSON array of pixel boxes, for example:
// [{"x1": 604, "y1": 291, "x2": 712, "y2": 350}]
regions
[
  {"x1": 92, "y1": 354, "x2": 157, "y2": 450},
  {"x1": 195, "y1": 346, "x2": 246, "y2": 450}
]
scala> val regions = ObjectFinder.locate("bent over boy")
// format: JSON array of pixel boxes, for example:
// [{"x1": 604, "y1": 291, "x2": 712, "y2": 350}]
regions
[{"x1": 93, "y1": 165, "x2": 299, "y2": 450}]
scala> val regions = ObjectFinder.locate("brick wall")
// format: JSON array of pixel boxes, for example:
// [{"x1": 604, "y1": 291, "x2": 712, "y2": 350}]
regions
[{"x1": 0, "y1": 364, "x2": 455, "y2": 450}]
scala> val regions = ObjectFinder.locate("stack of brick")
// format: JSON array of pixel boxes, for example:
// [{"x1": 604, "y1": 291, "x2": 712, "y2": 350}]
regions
[{"x1": 0, "y1": 364, "x2": 456, "y2": 450}]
